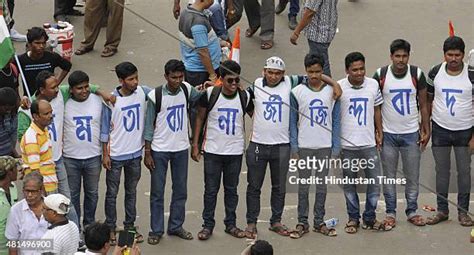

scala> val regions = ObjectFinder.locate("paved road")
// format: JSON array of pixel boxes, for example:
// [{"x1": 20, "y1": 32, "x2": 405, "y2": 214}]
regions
[{"x1": 12, "y1": 0, "x2": 474, "y2": 254}]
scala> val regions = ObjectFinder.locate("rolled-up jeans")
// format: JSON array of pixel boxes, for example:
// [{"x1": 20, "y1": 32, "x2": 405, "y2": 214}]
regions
[
  {"x1": 341, "y1": 147, "x2": 381, "y2": 223},
  {"x1": 381, "y1": 131, "x2": 421, "y2": 219},
  {"x1": 297, "y1": 148, "x2": 331, "y2": 227},
  {"x1": 431, "y1": 121, "x2": 471, "y2": 214}
]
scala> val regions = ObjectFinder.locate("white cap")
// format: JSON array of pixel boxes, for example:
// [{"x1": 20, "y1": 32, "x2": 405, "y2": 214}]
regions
[
  {"x1": 264, "y1": 56, "x2": 286, "y2": 71},
  {"x1": 44, "y1": 194, "x2": 71, "y2": 215}
]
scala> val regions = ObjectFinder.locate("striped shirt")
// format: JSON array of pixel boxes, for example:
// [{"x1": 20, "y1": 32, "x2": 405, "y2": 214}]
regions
[
  {"x1": 41, "y1": 220, "x2": 79, "y2": 254},
  {"x1": 20, "y1": 123, "x2": 58, "y2": 193},
  {"x1": 303, "y1": 0, "x2": 338, "y2": 43}
]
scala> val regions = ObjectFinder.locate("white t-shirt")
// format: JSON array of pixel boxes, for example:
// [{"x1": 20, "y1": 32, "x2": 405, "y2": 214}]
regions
[
  {"x1": 339, "y1": 77, "x2": 383, "y2": 148},
  {"x1": 41, "y1": 221, "x2": 79, "y2": 255},
  {"x1": 292, "y1": 83, "x2": 335, "y2": 149},
  {"x1": 63, "y1": 94, "x2": 103, "y2": 159},
  {"x1": 148, "y1": 83, "x2": 192, "y2": 152},
  {"x1": 431, "y1": 62, "x2": 472, "y2": 130},
  {"x1": 203, "y1": 88, "x2": 250, "y2": 155},
  {"x1": 250, "y1": 76, "x2": 292, "y2": 145},
  {"x1": 108, "y1": 86, "x2": 147, "y2": 157},
  {"x1": 379, "y1": 65, "x2": 420, "y2": 134}
]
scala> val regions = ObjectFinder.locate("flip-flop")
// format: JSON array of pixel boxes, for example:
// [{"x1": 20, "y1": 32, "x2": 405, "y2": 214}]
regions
[
  {"x1": 289, "y1": 224, "x2": 308, "y2": 239},
  {"x1": 245, "y1": 26, "x2": 260, "y2": 37},
  {"x1": 268, "y1": 224, "x2": 290, "y2": 236},
  {"x1": 260, "y1": 40, "x2": 273, "y2": 50},
  {"x1": 407, "y1": 215, "x2": 426, "y2": 226}
]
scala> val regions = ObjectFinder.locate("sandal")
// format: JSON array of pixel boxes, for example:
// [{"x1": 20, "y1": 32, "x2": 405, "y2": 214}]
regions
[
  {"x1": 244, "y1": 226, "x2": 258, "y2": 239},
  {"x1": 168, "y1": 228, "x2": 194, "y2": 240},
  {"x1": 101, "y1": 47, "x2": 117, "y2": 57},
  {"x1": 344, "y1": 220, "x2": 359, "y2": 234},
  {"x1": 260, "y1": 40, "x2": 273, "y2": 50},
  {"x1": 407, "y1": 215, "x2": 426, "y2": 226},
  {"x1": 313, "y1": 223, "x2": 337, "y2": 237},
  {"x1": 197, "y1": 228, "x2": 213, "y2": 241},
  {"x1": 147, "y1": 235, "x2": 161, "y2": 245},
  {"x1": 426, "y1": 212, "x2": 448, "y2": 225},
  {"x1": 109, "y1": 231, "x2": 117, "y2": 246},
  {"x1": 383, "y1": 216, "x2": 397, "y2": 228},
  {"x1": 362, "y1": 219, "x2": 393, "y2": 231},
  {"x1": 245, "y1": 26, "x2": 260, "y2": 37},
  {"x1": 458, "y1": 214, "x2": 473, "y2": 227},
  {"x1": 268, "y1": 223, "x2": 290, "y2": 236},
  {"x1": 135, "y1": 231, "x2": 144, "y2": 243},
  {"x1": 289, "y1": 224, "x2": 309, "y2": 239},
  {"x1": 225, "y1": 226, "x2": 246, "y2": 238},
  {"x1": 74, "y1": 46, "x2": 93, "y2": 55}
]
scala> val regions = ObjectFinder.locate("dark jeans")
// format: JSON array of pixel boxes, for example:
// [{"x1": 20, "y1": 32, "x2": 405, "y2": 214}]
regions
[
  {"x1": 431, "y1": 121, "x2": 471, "y2": 214},
  {"x1": 307, "y1": 40, "x2": 331, "y2": 77},
  {"x1": 278, "y1": 0, "x2": 300, "y2": 18},
  {"x1": 54, "y1": 0, "x2": 77, "y2": 17},
  {"x1": 297, "y1": 148, "x2": 331, "y2": 226},
  {"x1": 202, "y1": 153, "x2": 243, "y2": 230},
  {"x1": 105, "y1": 157, "x2": 142, "y2": 230},
  {"x1": 149, "y1": 149, "x2": 188, "y2": 237},
  {"x1": 341, "y1": 147, "x2": 381, "y2": 223},
  {"x1": 208, "y1": 1, "x2": 228, "y2": 41},
  {"x1": 381, "y1": 132, "x2": 421, "y2": 219},
  {"x1": 246, "y1": 142, "x2": 289, "y2": 225},
  {"x1": 7, "y1": 0, "x2": 14, "y2": 28},
  {"x1": 63, "y1": 156, "x2": 101, "y2": 228}
]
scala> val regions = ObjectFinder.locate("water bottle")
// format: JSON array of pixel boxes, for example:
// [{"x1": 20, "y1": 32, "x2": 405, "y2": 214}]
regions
[{"x1": 324, "y1": 218, "x2": 339, "y2": 228}]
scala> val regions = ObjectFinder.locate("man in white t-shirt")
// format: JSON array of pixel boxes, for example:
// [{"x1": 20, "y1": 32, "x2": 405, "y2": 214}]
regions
[
  {"x1": 191, "y1": 60, "x2": 253, "y2": 240},
  {"x1": 143, "y1": 59, "x2": 203, "y2": 244},
  {"x1": 62, "y1": 71, "x2": 103, "y2": 233},
  {"x1": 426, "y1": 36, "x2": 473, "y2": 227},
  {"x1": 41, "y1": 193, "x2": 79, "y2": 254},
  {"x1": 373, "y1": 39, "x2": 431, "y2": 228},
  {"x1": 338, "y1": 52, "x2": 388, "y2": 234},
  {"x1": 101, "y1": 62, "x2": 151, "y2": 244},
  {"x1": 244, "y1": 56, "x2": 341, "y2": 239},
  {"x1": 289, "y1": 54, "x2": 340, "y2": 238}
]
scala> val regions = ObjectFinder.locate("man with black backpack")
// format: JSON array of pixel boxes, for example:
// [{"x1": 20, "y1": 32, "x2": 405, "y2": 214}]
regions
[
  {"x1": 372, "y1": 39, "x2": 431, "y2": 228},
  {"x1": 143, "y1": 59, "x2": 204, "y2": 245},
  {"x1": 191, "y1": 60, "x2": 253, "y2": 241},
  {"x1": 425, "y1": 36, "x2": 473, "y2": 227}
]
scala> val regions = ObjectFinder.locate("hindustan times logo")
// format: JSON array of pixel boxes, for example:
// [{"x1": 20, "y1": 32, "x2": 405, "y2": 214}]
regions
[{"x1": 288, "y1": 156, "x2": 376, "y2": 173}]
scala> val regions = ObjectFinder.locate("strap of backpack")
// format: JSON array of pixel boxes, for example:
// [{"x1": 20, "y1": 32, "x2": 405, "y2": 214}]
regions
[
  {"x1": 409, "y1": 65, "x2": 419, "y2": 88},
  {"x1": 153, "y1": 86, "x2": 163, "y2": 126},
  {"x1": 238, "y1": 88, "x2": 248, "y2": 116},
  {"x1": 379, "y1": 65, "x2": 389, "y2": 91},
  {"x1": 179, "y1": 83, "x2": 189, "y2": 110},
  {"x1": 207, "y1": 86, "x2": 221, "y2": 113}
]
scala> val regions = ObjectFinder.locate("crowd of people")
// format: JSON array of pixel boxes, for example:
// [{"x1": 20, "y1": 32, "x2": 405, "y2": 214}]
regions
[{"x1": 0, "y1": 0, "x2": 473, "y2": 254}]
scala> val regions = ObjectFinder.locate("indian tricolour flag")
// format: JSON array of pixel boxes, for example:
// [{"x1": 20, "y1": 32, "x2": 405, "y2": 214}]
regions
[{"x1": 0, "y1": 14, "x2": 14, "y2": 69}]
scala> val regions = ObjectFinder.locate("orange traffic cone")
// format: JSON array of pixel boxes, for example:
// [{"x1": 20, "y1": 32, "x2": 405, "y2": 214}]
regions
[{"x1": 229, "y1": 27, "x2": 240, "y2": 64}]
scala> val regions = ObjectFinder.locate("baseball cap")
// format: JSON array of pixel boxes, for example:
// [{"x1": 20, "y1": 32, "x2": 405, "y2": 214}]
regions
[
  {"x1": 44, "y1": 194, "x2": 71, "y2": 215},
  {"x1": 264, "y1": 56, "x2": 286, "y2": 71},
  {"x1": 0, "y1": 156, "x2": 22, "y2": 178}
]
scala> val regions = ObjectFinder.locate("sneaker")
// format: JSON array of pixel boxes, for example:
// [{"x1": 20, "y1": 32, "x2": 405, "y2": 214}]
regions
[
  {"x1": 288, "y1": 16, "x2": 298, "y2": 30},
  {"x1": 10, "y1": 28, "x2": 27, "y2": 42},
  {"x1": 275, "y1": 0, "x2": 288, "y2": 15}
]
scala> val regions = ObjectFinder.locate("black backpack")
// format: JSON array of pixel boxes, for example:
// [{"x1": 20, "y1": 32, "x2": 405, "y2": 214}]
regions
[
  {"x1": 206, "y1": 86, "x2": 248, "y2": 114},
  {"x1": 154, "y1": 83, "x2": 189, "y2": 113},
  {"x1": 379, "y1": 65, "x2": 420, "y2": 109}
]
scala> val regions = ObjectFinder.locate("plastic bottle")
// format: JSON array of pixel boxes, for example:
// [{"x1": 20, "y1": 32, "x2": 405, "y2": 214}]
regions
[{"x1": 324, "y1": 218, "x2": 339, "y2": 228}]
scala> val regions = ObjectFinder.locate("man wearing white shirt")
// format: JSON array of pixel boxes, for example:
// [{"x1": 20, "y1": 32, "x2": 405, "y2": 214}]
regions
[
  {"x1": 338, "y1": 52, "x2": 388, "y2": 234},
  {"x1": 101, "y1": 62, "x2": 151, "y2": 244},
  {"x1": 191, "y1": 60, "x2": 253, "y2": 240},
  {"x1": 62, "y1": 71, "x2": 103, "y2": 232},
  {"x1": 426, "y1": 36, "x2": 473, "y2": 227}
]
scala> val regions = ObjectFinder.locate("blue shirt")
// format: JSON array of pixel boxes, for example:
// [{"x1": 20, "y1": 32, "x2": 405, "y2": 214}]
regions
[
  {"x1": 0, "y1": 114, "x2": 17, "y2": 156},
  {"x1": 180, "y1": 24, "x2": 221, "y2": 72}
]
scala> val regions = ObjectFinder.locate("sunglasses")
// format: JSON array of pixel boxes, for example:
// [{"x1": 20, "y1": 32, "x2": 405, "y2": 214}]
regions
[{"x1": 226, "y1": 77, "x2": 240, "y2": 84}]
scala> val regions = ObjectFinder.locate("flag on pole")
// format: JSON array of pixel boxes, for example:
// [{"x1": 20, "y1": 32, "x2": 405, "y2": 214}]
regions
[
  {"x1": 448, "y1": 20, "x2": 455, "y2": 37},
  {"x1": 228, "y1": 27, "x2": 240, "y2": 64},
  {"x1": 0, "y1": 13, "x2": 14, "y2": 69}
]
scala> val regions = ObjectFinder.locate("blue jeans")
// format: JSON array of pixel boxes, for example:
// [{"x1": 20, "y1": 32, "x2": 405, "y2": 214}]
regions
[
  {"x1": 297, "y1": 148, "x2": 331, "y2": 226},
  {"x1": 105, "y1": 157, "x2": 142, "y2": 230},
  {"x1": 56, "y1": 157, "x2": 79, "y2": 228},
  {"x1": 431, "y1": 121, "x2": 471, "y2": 214},
  {"x1": 245, "y1": 142, "x2": 289, "y2": 225},
  {"x1": 149, "y1": 149, "x2": 188, "y2": 236},
  {"x1": 341, "y1": 147, "x2": 381, "y2": 223},
  {"x1": 381, "y1": 132, "x2": 420, "y2": 219},
  {"x1": 307, "y1": 40, "x2": 331, "y2": 77},
  {"x1": 63, "y1": 156, "x2": 101, "y2": 228},
  {"x1": 208, "y1": 1, "x2": 229, "y2": 41},
  {"x1": 202, "y1": 153, "x2": 242, "y2": 230}
]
